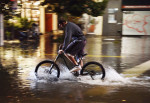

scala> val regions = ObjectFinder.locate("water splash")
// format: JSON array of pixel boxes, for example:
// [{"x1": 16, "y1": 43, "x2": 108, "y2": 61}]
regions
[
  {"x1": 78, "y1": 66, "x2": 131, "y2": 86},
  {"x1": 27, "y1": 65, "x2": 150, "y2": 87},
  {"x1": 58, "y1": 63, "x2": 77, "y2": 81},
  {"x1": 104, "y1": 67, "x2": 129, "y2": 83},
  {"x1": 27, "y1": 63, "x2": 77, "y2": 83}
]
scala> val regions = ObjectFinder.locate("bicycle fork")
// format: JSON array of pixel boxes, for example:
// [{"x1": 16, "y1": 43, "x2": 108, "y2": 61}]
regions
[{"x1": 49, "y1": 54, "x2": 60, "y2": 74}]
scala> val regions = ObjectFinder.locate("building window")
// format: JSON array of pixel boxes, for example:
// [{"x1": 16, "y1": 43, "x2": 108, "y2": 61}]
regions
[
  {"x1": 108, "y1": 8, "x2": 118, "y2": 13},
  {"x1": 108, "y1": 14, "x2": 117, "y2": 23}
]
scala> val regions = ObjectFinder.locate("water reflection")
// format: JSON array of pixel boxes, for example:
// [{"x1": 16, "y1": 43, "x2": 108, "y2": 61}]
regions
[
  {"x1": 38, "y1": 34, "x2": 58, "y2": 59},
  {"x1": 121, "y1": 37, "x2": 150, "y2": 69},
  {"x1": 0, "y1": 35, "x2": 150, "y2": 103}
]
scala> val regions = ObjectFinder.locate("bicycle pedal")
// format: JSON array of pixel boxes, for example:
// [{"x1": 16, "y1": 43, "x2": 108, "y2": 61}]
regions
[
  {"x1": 90, "y1": 75, "x2": 95, "y2": 80},
  {"x1": 73, "y1": 71, "x2": 79, "y2": 77}
]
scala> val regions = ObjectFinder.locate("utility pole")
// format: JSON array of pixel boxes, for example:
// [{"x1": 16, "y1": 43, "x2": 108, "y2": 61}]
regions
[{"x1": 0, "y1": 14, "x2": 4, "y2": 46}]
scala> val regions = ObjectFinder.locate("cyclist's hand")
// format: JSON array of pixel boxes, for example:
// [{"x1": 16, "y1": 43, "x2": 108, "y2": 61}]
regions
[{"x1": 58, "y1": 50, "x2": 64, "y2": 54}]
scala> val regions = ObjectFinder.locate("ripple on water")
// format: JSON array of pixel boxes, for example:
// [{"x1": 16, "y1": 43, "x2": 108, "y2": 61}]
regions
[{"x1": 26, "y1": 65, "x2": 150, "y2": 88}]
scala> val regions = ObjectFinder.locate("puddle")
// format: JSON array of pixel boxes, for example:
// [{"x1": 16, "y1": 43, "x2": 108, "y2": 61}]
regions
[{"x1": 27, "y1": 65, "x2": 150, "y2": 87}]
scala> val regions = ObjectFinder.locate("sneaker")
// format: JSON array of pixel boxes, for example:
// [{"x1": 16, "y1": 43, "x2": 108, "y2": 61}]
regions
[{"x1": 70, "y1": 65, "x2": 81, "y2": 73}]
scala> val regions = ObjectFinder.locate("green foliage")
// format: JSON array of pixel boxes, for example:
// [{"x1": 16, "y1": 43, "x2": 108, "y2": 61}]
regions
[
  {"x1": 18, "y1": 18, "x2": 34, "y2": 30},
  {"x1": 41, "y1": 0, "x2": 108, "y2": 17},
  {"x1": 90, "y1": 19, "x2": 95, "y2": 24},
  {"x1": 0, "y1": 0, "x2": 14, "y2": 20},
  {"x1": 5, "y1": 31, "x2": 11, "y2": 39},
  {"x1": 4, "y1": 17, "x2": 34, "y2": 40},
  {"x1": 5, "y1": 17, "x2": 34, "y2": 31}
]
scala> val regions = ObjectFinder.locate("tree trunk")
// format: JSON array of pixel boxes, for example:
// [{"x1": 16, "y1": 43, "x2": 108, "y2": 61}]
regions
[{"x1": 0, "y1": 14, "x2": 4, "y2": 46}]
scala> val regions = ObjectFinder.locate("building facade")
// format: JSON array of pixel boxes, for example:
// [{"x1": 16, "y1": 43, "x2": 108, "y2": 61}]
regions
[
  {"x1": 17, "y1": 0, "x2": 58, "y2": 34},
  {"x1": 16, "y1": 0, "x2": 150, "y2": 36},
  {"x1": 102, "y1": 0, "x2": 122, "y2": 36},
  {"x1": 122, "y1": 0, "x2": 150, "y2": 35},
  {"x1": 103, "y1": 0, "x2": 150, "y2": 36}
]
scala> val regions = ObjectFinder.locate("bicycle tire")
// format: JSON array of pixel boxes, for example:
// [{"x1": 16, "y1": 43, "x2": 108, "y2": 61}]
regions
[
  {"x1": 35, "y1": 60, "x2": 60, "y2": 78},
  {"x1": 80, "y1": 61, "x2": 105, "y2": 80}
]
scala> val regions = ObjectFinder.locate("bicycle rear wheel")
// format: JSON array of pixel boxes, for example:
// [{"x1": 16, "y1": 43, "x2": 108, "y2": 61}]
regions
[
  {"x1": 80, "y1": 61, "x2": 105, "y2": 80},
  {"x1": 35, "y1": 60, "x2": 60, "y2": 79}
]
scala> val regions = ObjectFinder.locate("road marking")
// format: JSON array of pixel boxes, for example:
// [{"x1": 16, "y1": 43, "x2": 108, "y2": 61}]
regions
[
  {"x1": 87, "y1": 55, "x2": 125, "y2": 58},
  {"x1": 45, "y1": 54, "x2": 125, "y2": 58},
  {"x1": 122, "y1": 60, "x2": 150, "y2": 77}
]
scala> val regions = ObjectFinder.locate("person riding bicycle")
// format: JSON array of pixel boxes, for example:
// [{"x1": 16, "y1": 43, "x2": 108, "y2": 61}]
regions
[{"x1": 58, "y1": 19, "x2": 86, "y2": 73}]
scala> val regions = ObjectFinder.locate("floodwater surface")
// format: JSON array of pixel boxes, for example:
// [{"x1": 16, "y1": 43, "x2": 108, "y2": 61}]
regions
[{"x1": 0, "y1": 35, "x2": 150, "y2": 103}]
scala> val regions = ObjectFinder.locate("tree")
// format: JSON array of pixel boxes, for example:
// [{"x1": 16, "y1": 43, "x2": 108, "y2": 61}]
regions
[
  {"x1": 41, "y1": 0, "x2": 108, "y2": 17},
  {"x1": 0, "y1": 0, "x2": 14, "y2": 20},
  {"x1": 0, "y1": 0, "x2": 14, "y2": 45}
]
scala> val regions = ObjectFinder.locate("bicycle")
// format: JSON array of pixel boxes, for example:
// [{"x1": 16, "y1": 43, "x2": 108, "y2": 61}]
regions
[{"x1": 35, "y1": 48, "x2": 106, "y2": 80}]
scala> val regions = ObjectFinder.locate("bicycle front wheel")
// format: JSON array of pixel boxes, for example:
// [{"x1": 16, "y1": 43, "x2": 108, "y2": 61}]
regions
[
  {"x1": 35, "y1": 60, "x2": 60, "y2": 78},
  {"x1": 80, "y1": 61, "x2": 105, "y2": 80}
]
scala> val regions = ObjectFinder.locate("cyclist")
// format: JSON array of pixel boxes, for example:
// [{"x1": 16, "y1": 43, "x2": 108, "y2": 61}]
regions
[{"x1": 58, "y1": 19, "x2": 86, "y2": 73}]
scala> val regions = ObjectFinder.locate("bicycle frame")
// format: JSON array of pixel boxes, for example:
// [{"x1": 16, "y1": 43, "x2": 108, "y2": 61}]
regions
[
  {"x1": 35, "y1": 52, "x2": 105, "y2": 80},
  {"x1": 49, "y1": 53, "x2": 76, "y2": 73}
]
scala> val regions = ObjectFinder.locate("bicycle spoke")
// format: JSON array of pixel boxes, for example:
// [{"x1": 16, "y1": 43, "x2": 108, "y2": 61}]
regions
[
  {"x1": 80, "y1": 62, "x2": 105, "y2": 80},
  {"x1": 35, "y1": 60, "x2": 60, "y2": 79}
]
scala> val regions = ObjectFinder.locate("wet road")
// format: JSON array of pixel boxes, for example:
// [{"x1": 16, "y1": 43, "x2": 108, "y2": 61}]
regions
[{"x1": 0, "y1": 35, "x2": 150, "y2": 103}]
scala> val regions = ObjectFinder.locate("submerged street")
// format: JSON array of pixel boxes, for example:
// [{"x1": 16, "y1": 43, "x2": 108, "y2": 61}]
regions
[{"x1": 0, "y1": 35, "x2": 150, "y2": 103}]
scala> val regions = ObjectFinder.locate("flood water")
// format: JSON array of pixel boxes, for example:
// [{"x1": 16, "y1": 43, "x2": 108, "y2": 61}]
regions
[{"x1": 0, "y1": 35, "x2": 150, "y2": 103}]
